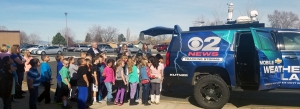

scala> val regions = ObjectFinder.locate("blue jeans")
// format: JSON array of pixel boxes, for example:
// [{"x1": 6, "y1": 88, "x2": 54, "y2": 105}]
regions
[
  {"x1": 29, "y1": 86, "x2": 39, "y2": 109},
  {"x1": 142, "y1": 82, "x2": 150, "y2": 103},
  {"x1": 77, "y1": 87, "x2": 88, "y2": 109},
  {"x1": 135, "y1": 83, "x2": 141, "y2": 100},
  {"x1": 97, "y1": 82, "x2": 105, "y2": 101},
  {"x1": 104, "y1": 82, "x2": 112, "y2": 100},
  {"x1": 55, "y1": 81, "x2": 62, "y2": 103}
]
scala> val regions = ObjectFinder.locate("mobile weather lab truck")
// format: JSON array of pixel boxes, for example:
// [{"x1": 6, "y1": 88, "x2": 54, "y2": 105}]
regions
[{"x1": 141, "y1": 3, "x2": 300, "y2": 109}]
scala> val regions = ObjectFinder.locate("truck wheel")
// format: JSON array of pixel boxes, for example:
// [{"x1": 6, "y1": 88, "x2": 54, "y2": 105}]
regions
[{"x1": 194, "y1": 75, "x2": 229, "y2": 109}]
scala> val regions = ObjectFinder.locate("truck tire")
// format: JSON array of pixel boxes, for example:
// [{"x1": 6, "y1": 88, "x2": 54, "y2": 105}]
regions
[{"x1": 194, "y1": 75, "x2": 229, "y2": 109}]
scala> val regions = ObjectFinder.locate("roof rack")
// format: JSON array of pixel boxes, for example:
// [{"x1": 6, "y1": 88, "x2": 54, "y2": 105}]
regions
[{"x1": 189, "y1": 23, "x2": 265, "y2": 31}]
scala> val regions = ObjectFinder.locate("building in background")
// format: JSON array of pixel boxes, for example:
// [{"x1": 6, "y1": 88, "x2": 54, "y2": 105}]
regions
[{"x1": 0, "y1": 30, "x2": 20, "y2": 51}]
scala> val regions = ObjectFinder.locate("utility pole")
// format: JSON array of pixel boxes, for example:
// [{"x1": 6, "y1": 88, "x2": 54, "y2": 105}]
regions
[{"x1": 65, "y1": 12, "x2": 68, "y2": 47}]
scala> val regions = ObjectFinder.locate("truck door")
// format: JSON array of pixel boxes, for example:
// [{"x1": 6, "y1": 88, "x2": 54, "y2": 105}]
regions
[
  {"x1": 250, "y1": 28, "x2": 282, "y2": 90},
  {"x1": 277, "y1": 31, "x2": 300, "y2": 88}
]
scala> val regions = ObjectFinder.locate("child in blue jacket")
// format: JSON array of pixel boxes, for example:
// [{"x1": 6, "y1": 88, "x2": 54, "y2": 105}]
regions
[{"x1": 38, "y1": 55, "x2": 52, "y2": 104}]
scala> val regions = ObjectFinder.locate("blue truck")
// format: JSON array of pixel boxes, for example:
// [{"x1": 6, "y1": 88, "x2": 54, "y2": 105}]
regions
[{"x1": 141, "y1": 16, "x2": 300, "y2": 109}]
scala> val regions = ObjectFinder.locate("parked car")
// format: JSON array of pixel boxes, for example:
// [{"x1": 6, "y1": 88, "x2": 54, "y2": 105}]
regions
[
  {"x1": 27, "y1": 45, "x2": 45, "y2": 53},
  {"x1": 73, "y1": 44, "x2": 90, "y2": 52},
  {"x1": 127, "y1": 45, "x2": 142, "y2": 53},
  {"x1": 36, "y1": 46, "x2": 63, "y2": 55},
  {"x1": 156, "y1": 44, "x2": 168, "y2": 52},
  {"x1": 100, "y1": 46, "x2": 116, "y2": 53},
  {"x1": 153, "y1": 45, "x2": 158, "y2": 49},
  {"x1": 98, "y1": 44, "x2": 111, "y2": 49},
  {"x1": 116, "y1": 46, "x2": 121, "y2": 53},
  {"x1": 20, "y1": 44, "x2": 38, "y2": 53},
  {"x1": 67, "y1": 44, "x2": 77, "y2": 51}
]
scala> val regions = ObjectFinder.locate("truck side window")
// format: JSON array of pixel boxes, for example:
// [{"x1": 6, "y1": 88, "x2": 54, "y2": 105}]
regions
[
  {"x1": 257, "y1": 31, "x2": 276, "y2": 50},
  {"x1": 281, "y1": 33, "x2": 300, "y2": 50}
]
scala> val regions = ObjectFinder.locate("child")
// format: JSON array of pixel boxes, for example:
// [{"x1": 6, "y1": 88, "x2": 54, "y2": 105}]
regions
[
  {"x1": 149, "y1": 56, "x2": 163, "y2": 104},
  {"x1": 97, "y1": 55, "x2": 105, "y2": 102},
  {"x1": 122, "y1": 55, "x2": 130, "y2": 103},
  {"x1": 91, "y1": 56, "x2": 100, "y2": 104},
  {"x1": 155, "y1": 54, "x2": 166, "y2": 92},
  {"x1": 135, "y1": 55, "x2": 142, "y2": 103},
  {"x1": 85, "y1": 59, "x2": 93, "y2": 105},
  {"x1": 68, "y1": 57, "x2": 78, "y2": 102},
  {"x1": 27, "y1": 58, "x2": 41, "y2": 109},
  {"x1": 86, "y1": 56, "x2": 92, "y2": 61},
  {"x1": 59, "y1": 58, "x2": 72, "y2": 109},
  {"x1": 77, "y1": 58, "x2": 89, "y2": 109},
  {"x1": 38, "y1": 55, "x2": 52, "y2": 104},
  {"x1": 128, "y1": 57, "x2": 139, "y2": 105},
  {"x1": 140, "y1": 56, "x2": 151, "y2": 106},
  {"x1": 102, "y1": 59, "x2": 115, "y2": 105},
  {"x1": 0, "y1": 58, "x2": 16, "y2": 109},
  {"x1": 55, "y1": 54, "x2": 64, "y2": 104},
  {"x1": 24, "y1": 50, "x2": 32, "y2": 74},
  {"x1": 114, "y1": 59, "x2": 127, "y2": 106},
  {"x1": 80, "y1": 52, "x2": 87, "y2": 59},
  {"x1": 100, "y1": 53, "x2": 107, "y2": 64},
  {"x1": 123, "y1": 51, "x2": 129, "y2": 56}
]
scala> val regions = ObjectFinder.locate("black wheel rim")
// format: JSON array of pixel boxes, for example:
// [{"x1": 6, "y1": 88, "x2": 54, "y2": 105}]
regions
[{"x1": 199, "y1": 83, "x2": 223, "y2": 104}]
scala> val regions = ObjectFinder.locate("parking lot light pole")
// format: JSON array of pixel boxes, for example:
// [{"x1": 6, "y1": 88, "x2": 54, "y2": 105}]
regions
[{"x1": 65, "y1": 12, "x2": 68, "y2": 47}]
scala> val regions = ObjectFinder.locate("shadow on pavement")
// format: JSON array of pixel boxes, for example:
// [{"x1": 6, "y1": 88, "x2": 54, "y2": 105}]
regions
[{"x1": 228, "y1": 90, "x2": 300, "y2": 108}]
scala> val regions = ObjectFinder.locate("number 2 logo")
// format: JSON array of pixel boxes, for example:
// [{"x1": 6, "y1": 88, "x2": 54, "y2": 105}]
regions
[{"x1": 188, "y1": 36, "x2": 221, "y2": 51}]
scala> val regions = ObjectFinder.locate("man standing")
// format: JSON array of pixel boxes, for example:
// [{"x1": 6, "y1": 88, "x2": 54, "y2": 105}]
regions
[{"x1": 87, "y1": 42, "x2": 102, "y2": 58}]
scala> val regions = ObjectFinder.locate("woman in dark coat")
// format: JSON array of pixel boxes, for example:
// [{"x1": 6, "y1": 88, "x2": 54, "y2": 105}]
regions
[{"x1": 0, "y1": 58, "x2": 16, "y2": 109}]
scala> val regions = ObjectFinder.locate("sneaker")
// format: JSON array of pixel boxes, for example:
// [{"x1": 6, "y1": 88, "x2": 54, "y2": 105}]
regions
[
  {"x1": 114, "y1": 101, "x2": 118, "y2": 105},
  {"x1": 21, "y1": 91, "x2": 27, "y2": 94},
  {"x1": 118, "y1": 102, "x2": 123, "y2": 106},
  {"x1": 62, "y1": 104, "x2": 72, "y2": 109},
  {"x1": 12, "y1": 99, "x2": 18, "y2": 103},
  {"x1": 56, "y1": 102, "x2": 62, "y2": 105}
]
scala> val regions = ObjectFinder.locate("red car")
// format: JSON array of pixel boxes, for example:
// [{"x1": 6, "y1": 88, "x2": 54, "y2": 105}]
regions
[
  {"x1": 156, "y1": 44, "x2": 168, "y2": 52},
  {"x1": 153, "y1": 45, "x2": 158, "y2": 49}
]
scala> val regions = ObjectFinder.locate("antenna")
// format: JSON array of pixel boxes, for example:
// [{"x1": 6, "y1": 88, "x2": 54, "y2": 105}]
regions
[
  {"x1": 250, "y1": 10, "x2": 258, "y2": 22},
  {"x1": 227, "y1": 3, "x2": 234, "y2": 22}
]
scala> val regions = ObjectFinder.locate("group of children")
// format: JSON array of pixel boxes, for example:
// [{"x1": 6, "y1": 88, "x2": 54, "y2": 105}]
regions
[
  {"x1": 1, "y1": 49, "x2": 165, "y2": 109},
  {"x1": 59, "y1": 51, "x2": 165, "y2": 108},
  {"x1": 52, "y1": 52, "x2": 108, "y2": 109}
]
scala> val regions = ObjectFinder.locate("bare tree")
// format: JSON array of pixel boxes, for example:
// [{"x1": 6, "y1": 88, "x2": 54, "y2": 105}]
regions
[
  {"x1": 0, "y1": 25, "x2": 7, "y2": 30},
  {"x1": 126, "y1": 28, "x2": 130, "y2": 41},
  {"x1": 88, "y1": 25, "x2": 103, "y2": 42},
  {"x1": 20, "y1": 31, "x2": 29, "y2": 44},
  {"x1": 60, "y1": 27, "x2": 76, "y2": 46},
  {"x1": 268, "y1": 10, "x2": 299, "y2": 28},
  {"x1": 102, "y1": 26, "x2": 118, "y2": 42},
  {"x1": 28, "y1": 33, "x2": 40, "y2": 44},
  {"x1": 154, "y1": 35, "x2": 170, "y2": 43}
]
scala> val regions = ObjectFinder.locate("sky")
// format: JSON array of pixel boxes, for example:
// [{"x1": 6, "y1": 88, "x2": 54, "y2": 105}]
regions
[{"x1": 1, "y1": 0, "x2": 300, "y2": 42}]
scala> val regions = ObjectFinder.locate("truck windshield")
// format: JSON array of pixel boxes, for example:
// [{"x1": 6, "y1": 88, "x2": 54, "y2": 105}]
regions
[{"x1": 280, "y1": 32, "x2": 300, "y2": 50}]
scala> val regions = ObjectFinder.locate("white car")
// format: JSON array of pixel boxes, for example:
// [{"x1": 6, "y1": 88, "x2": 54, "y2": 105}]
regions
[
  {"x1": 36, "y1": 46, "x2": 63, "y2": 55},
  {"x1": 27, "y1": 45, "x2": 45, "y2": 53}
]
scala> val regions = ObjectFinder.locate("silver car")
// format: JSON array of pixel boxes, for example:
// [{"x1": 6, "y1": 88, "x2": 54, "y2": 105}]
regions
[
  {"x1": 73, "y1": 44, "x2": 90, "y2": 52},
  {"x1": 127, "y1": 45, "x2": 142, "y2": 53},
  {"x1": 36, "y1": 46, "x2": 63, "y2": 55},
  {"x1": 28, "y1": 45, "x2": 45, "y2": 54},
  {"x1": 101, "y1": 46, "x2": 115, "y2": 53}
]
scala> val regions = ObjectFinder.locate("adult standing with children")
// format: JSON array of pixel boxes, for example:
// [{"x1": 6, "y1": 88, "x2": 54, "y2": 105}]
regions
[
  {"x1": 141, "y1": 43, "x2": 151, "y2": 55},
  {"x1": 120, "y1": 44, "x2": 132, "y2": 56},
  {"x1": 10, "y1": 44, "x2": 26, "y2": 99},
  {"x1": 87, "y1": 42, "x2": 102, "y2": 58}
]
